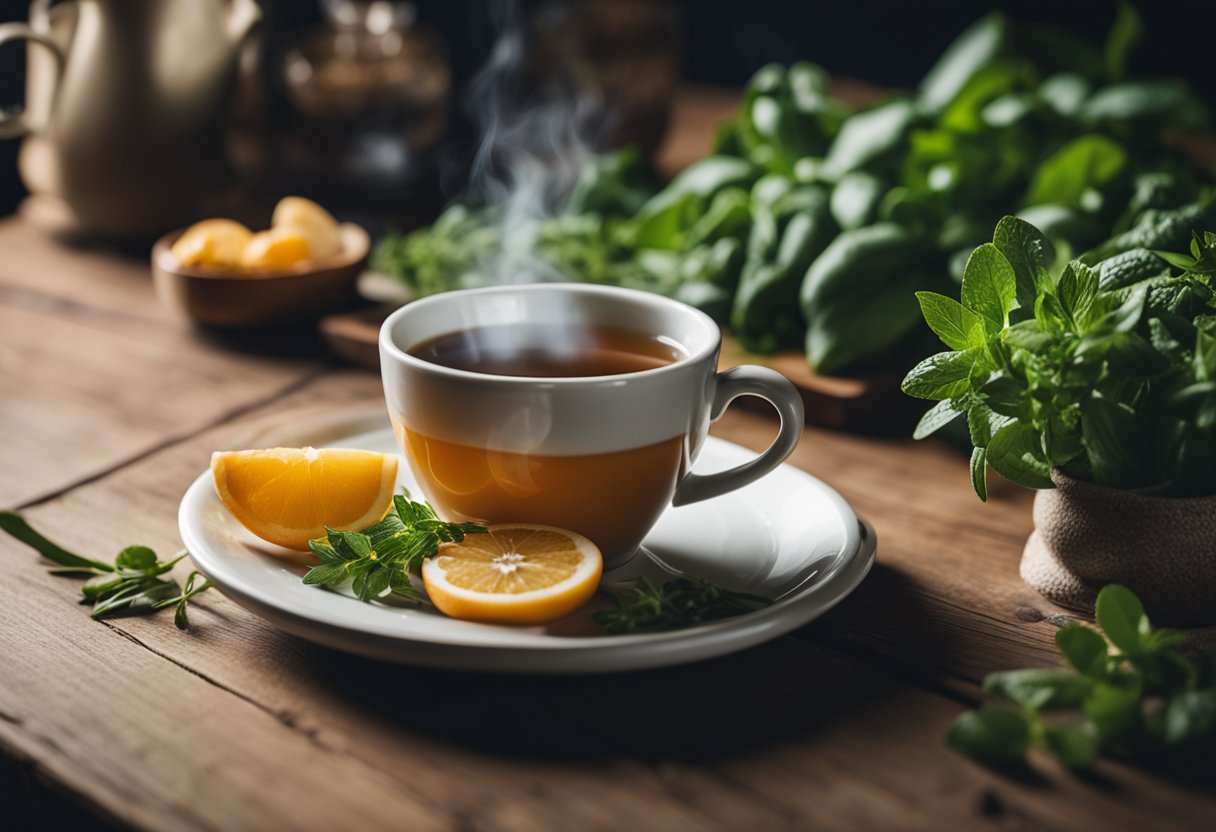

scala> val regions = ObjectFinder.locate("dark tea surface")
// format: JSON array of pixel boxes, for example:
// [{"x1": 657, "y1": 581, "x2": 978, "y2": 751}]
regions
[{"x1": 409, "y1": 323, "x2": 685, "y2": 378}]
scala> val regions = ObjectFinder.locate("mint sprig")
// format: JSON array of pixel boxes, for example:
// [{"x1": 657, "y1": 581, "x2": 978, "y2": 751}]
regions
[
  {"x1": 948, "y1": 584, "x2": 1215, "y2": 771},
  {"x1": 0, "y1": 511, "x2": 211, "y2": 629},
  {"x1": 594, "y1": 576, "x2": 772, "y2": 633},
  {"x1": 302, "y1": 494, "x2": 486, "y2": 603}
]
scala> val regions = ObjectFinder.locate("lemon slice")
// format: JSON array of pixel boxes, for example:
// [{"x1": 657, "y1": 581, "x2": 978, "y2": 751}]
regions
[
  {"x1": 212, "y1": 447, "x2": 398, "y2": 550},
  {"x1": 422, "y1": 524, "x2": 603, "y2": 625}
]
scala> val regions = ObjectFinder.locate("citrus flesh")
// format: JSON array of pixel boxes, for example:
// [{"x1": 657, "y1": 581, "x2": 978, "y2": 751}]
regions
[
  {"x1": 171, "y1": 218, "x2": 254, "y2": 268},
  {"x1": 211, "y1": 447, "x2": 398, "y2": 550},
  {"x1": 422, "y1": 524, "x2": 603, "y2": 625}
]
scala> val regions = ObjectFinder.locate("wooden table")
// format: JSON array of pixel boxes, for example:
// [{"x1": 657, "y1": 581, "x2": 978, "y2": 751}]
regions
[{"x1": 3, "y1": 108, "x2": 1216, "y2": 828}]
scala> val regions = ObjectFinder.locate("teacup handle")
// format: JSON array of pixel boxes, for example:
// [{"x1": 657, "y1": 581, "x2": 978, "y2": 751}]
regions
[
  {"x1": 0, "y1": 22, "x2": 64, "y2": 140},
  {"x1": 671, "y1": 365, "x2": 805, "y2": 507}
]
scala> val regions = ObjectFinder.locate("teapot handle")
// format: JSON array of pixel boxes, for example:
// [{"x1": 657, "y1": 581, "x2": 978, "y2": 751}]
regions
[{"x1": 0, "y1": 22, "x2": 65, "y2": 140}]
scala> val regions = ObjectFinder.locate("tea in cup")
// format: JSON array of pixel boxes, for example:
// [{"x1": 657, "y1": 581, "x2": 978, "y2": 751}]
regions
[{"x1": 379, "y1": 284, "x2": 804, "y2": 567}]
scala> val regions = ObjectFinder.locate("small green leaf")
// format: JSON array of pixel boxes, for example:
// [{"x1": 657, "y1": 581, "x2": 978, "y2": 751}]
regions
[
  {"x1": 1094, "y1": 584, "x2": 1149, "y2": 656},
  {"x1": 1080, "y1": 398, "x2": 1148, "y2": 489},
  {"x1": 327, "y1": 529, "x2": 374, "y2": 560},
  {"x1": 302, "y1": 562, "x2": 350, "y2": 587},
  {"x1": 115, "y1": 546, "x2": 158, "y2": 573},
  {"x1": 1057, "y1": 262, "x2": 1100, "y2": 329},
  {"x1": 967, "y1": 403, "x2": 1013, "y2": 447},
  {"x1": 1025, "y1": 135, "x2": 1128, "y2": 209},
  {"x1": 913, "y1": 399, "x2": 964, "y2": 440},
  {"x1": 984, "y1": 669, "x2": 1094, "y2": 710},
  {"x1": 970, "y1": 446, "x2": 988, "y2": 501},
  {"x1": 1056, "y1": 626, "x2": 1108, "y2": 676},
  {"x1": 945, "y1": 706, "x2": 1031, "y2": 765},
  {"x1": 961, "y1": 244, "x2": 1017, "y2": 332},
  {"x1": 992, "y1": 215, "x2": 1053, "y2": 314},
  {"x1": 916, "y1": 291, "x2": 989, "y2": 350},
  {"x1": 1154, "y1": 249, "x2": 1197, "y2": 271},
  {"x1": 308, "y1": 538, "x2": 345, "y2": 564},
  {"x1": 1046, "y1": 724, "x2": 1099, "y2": 771},
  {"x1": 1163, "y1": 690, "x2": 1216, "y2": 748},
  {"x1": 0, "y1": 511, "x2": 114, "y2": 572},
  {"x1": 902, "y1": 350, "x2": 984, "y2": 400},
  {"x1": 985, "y1": 422, "x2": 1052, "y2": 489},
  {"x1": 1083, "y1": 684, "x2": 1143, "y2": 745},
  {"x1": 1104, "y1": 1, "x2": 1142, "y2": 81}
]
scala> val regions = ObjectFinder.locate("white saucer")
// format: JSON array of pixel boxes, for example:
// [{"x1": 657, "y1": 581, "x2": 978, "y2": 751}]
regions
[{"x1": 179, "y1": 409, "x2": 876, "y2": 673}]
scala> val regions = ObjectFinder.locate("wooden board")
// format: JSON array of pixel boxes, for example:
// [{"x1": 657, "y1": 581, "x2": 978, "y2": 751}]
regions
[{"x1": 320, "y1": 305, "x2": 920, "y2": 432}]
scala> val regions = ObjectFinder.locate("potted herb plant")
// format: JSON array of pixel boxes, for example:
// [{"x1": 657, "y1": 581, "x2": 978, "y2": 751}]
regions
[{"x1": 902, "y1": 208, "x2": 1216, "y2": 625}]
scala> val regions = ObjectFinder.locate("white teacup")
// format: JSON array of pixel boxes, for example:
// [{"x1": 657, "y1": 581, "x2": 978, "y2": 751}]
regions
[{"x1": 380, "y1": 284, "x2": 804, "y2": 568}]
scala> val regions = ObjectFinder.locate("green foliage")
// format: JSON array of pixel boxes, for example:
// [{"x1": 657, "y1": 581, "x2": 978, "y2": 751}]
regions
[
  {"x1": 594, "y1": 576, "x2": 772, "y2": 634},
  {"x1": 903, "y1": 215, "x2": 1216, "y2": 498},
  {"x1": 948, "y1": 585, "x2": 1215, "y2": 771},
  {"x1": 0, "y1": 511, "x2": 211, "y2": 629},
  {"x1": 302, "y1": 494, "x2": 487, "y2": 604},
  {"x1": 373, "y1": 10, "x2": 1213, "y2": 379}
]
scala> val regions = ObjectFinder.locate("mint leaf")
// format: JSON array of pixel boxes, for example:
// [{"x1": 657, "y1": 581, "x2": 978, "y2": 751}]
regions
[
  {"x1": 970, "y1": 446, "x2": 988, "y2": 501},
  {"x1": 946, "y1": 707, "x2": 1030, "y2": 765},
  {"x1": 902, "y1": 350, "x2": 983, "y2": 400},
  {"x1": 1026, "y1": 135, "x2": 1127, "y2": 209},
  {"x1": 115, "y1": 546, "x2": 158, "y2": 573},
  {"x1": 1095, "y1": 584, "x2": 1149, "y2": 656},
  {"x1": 916, "y1": 291, "x2": 989, "y2": 350},
  {"x1": 992, "y1": 215, "x2": 1053, "y2": 315},
  {"x1": 302, "y1": 562, "x2": 350, "y2": 587},
  {"x1": 1104, "y1": 1, "x2": 1142, "y2": 81},
  {"x1": 1080, "y1": 397, "x2": 1148, "y2": 489},
  {"x1": 1163, "y1": 690, "x2": 1216, "y2": 748},
  {"x1": 985, "y1": 422, "x2": 1052, "y2": 488},
  {"x1": 1057, "y1": 262, "x2": 1100, "y2": 329},
  {"x1": 961, "y1": 243, "x2": 1017, "y2": 332},
  {"x1": 1084, "y1": 684, "x2": 1143, "y2": 745},
  {"x1": 984, "y1": 669, "x2": 1094, "y2": 710},
  {"x1": 1056, "y1": 626, "x2": 1108, "y2": 676},
  {"x1": 1046, "y1": 724, "x2": 1099, "y2": 771},
  {"x1": 913, "y1": 399, "x2": 964, "y2": 440}
]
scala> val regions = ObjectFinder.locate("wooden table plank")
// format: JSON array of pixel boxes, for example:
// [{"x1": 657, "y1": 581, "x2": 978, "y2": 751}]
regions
[
  {"x1": 4, "y1": 369, "x2": 1213, "y2": 830},
  {"x1": 0, "y1": 301, "x2": 324, "y2": 507}
]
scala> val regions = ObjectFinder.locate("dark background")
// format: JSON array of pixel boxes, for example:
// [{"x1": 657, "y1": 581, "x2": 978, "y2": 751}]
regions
[{"x1": 2, "y1": 0, "x2": 1213, "y2": 218}]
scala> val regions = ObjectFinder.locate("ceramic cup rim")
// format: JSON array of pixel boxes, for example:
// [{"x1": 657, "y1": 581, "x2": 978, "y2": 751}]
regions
[{"x1": 378, "y1": 282, "x2": 722, "y2": 385}]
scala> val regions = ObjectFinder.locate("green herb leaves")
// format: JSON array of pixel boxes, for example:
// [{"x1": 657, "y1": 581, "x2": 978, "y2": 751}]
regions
[
  {"x1": 948, "y1": 585, "x2": 1215, "y2": 772},
  {"x1": 904, "y1": 215, "x2": 1216, "y2": 499},
  {"x1": 593, "y1": 576, "x2": 772, "y2": 634},
  {"x1": 0, "y1": 510, "x2": 211, "y2": 629},
  {"x1": 302, "y1": 495, "x2": 487, "y2": 604}
]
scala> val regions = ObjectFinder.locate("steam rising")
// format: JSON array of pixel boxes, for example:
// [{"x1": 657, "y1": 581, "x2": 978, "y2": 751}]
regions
[{"x1": 456, "y1": 0, "x2": 612, "y2": 283}]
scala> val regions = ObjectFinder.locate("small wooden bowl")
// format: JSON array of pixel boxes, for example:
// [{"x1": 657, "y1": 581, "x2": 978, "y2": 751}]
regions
[{"x1": 151, "y1": 224, "x2": 370, "y2": 327}]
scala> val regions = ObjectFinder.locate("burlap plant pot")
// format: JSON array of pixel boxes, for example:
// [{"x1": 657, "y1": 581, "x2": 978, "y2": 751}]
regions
[{"x1": 1021, "y1": 470, "x2": 1216, "y2": 626}]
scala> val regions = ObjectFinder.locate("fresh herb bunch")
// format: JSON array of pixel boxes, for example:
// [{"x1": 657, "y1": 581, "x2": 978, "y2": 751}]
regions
[
  {"x1": 0, "y1": 511, "x2": 211, "y2": 629},
  {"x1": 375, "y1": 7, "x2": 1213, "y2": 378},
  {"x1": 948, "y1": 584, "x2": 1215, "y2": 771},
  {"x1": 303, "y1": 494, "x2": 487, "y2": 603},
  {"x1": 594, "y1": 576, "x2": 772, "y2": 634},
  {"x1": 903, "y1": 212, "x2": 1216, "y2": 498}
]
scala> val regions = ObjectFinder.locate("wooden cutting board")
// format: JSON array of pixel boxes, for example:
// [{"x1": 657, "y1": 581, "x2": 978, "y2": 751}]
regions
[{"x1": 319, "y1": 305, "x2": 920, "y2": 433}]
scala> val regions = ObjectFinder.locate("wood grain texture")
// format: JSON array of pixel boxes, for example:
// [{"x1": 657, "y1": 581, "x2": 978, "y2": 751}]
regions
[
  {"x1": 4, "y1": 76, "x2": 1216, "y2": 829},
  {"x1": 2, "y1": 369, "x2": 1213, "y2": 830}
]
